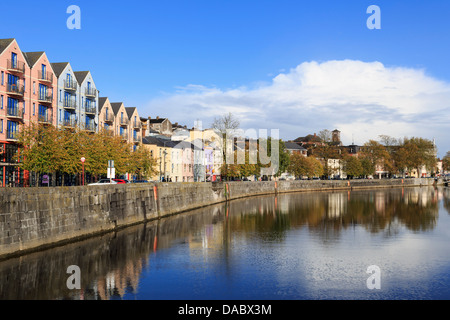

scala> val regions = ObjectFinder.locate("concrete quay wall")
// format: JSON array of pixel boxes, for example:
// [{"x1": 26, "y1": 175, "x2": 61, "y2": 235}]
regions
[{"x1": 0, "y1": 178, "x2": 439, "y2": 260}]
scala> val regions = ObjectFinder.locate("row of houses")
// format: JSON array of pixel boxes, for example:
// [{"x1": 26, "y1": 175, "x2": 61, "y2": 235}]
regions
[{"x1": 0, "y1": 38, "x2": 200, "y2": 187}]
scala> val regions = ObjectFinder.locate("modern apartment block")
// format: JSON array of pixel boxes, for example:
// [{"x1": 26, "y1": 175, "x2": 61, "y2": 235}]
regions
[
  {"x1": 51, "y1": 62, "x2": 79, "y2": 129},
  {"x1": 24, "y1": 52, "x2": 57, "y2": 128},
  {"x1": 74, "y1": 71, "x2": 98, "y2": 133},
  {"x1": 111, "y1": 102, "x2": 129, "y2": 142},
  {"x1": 98, "y1": 97, "x2": 115, "y2": 136},
  {"x1": 126, "y1": 107, "x2": 142, "y2": 148},
  {"x1": 0, "y1": 39, "x2": 29, "y2": 187}
]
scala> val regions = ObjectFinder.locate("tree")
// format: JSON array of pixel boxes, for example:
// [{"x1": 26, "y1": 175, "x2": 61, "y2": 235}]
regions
[
  {"x1": 288, "y1": 153, "x2": 308, "y2": 178},
  {"x1": 394, "y1": 137, "x2": 437, "y2": 177},
  {"x1": 443, "y1": 151, "x2": 450, "y2": 173},
  {"x1": 318, "y1": 129, "x2": 332, "y2": 144},
  {"x1": 360, "y1": 140, "x2": 392, "y2": 177},
  {"x1": 344, "y1": 156, "x2": 363, "y2": 179}
]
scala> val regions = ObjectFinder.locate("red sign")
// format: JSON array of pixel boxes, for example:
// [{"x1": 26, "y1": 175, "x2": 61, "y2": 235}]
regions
[{"x1": 81, "y1": 157, "x2": 86, "y2": 163}]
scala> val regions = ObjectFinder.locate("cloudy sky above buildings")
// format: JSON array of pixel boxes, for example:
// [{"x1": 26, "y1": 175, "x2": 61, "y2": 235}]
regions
[{"x1": 2, "y1": 0, "x2": 450, "y2": 156}]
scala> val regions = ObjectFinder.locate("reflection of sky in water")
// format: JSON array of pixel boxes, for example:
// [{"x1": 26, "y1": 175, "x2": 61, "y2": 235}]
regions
[
  {"x1": 135, "y1": 188, "x2": 450, "y2": 300},
  {"x1": 1, "y1": 187, "x2": 449, "y2": 300}
]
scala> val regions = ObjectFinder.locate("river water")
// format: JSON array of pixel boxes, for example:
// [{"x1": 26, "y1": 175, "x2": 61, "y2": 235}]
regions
[{"x1": 1, "y1": 186, "x2": 449, "y2": 300}]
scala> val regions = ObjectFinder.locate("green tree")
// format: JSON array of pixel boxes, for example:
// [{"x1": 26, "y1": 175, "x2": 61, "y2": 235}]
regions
[{"x1": 344, "y1": 156, "x2": 363, "y2": 178}]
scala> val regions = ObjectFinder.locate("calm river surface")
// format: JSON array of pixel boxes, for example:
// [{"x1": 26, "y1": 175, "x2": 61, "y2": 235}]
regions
[{"x1": 1, "y1": 186, "x2": 450, "y2": 300}]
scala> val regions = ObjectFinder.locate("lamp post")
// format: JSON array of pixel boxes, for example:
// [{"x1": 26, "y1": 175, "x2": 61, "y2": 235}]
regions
[{"x1": 81, "y1": 157, "x2": 86, "y2": 186}]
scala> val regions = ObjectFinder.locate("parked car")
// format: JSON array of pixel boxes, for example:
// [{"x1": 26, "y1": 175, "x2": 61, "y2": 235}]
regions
[
  {"x1": 88, "y1": 179, "x2": 118, "y2": 186},
  {"x1": 113, "y1": 179, "x2": 130, "y2": 184}
]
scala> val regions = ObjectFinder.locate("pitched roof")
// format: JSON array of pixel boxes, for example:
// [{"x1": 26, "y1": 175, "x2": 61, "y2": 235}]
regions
[
  {"x1": 0, "y1": 38, "x2": 15, "y2": 55},
  {"x1": 99, "y1": 97, "x2": 109, "y2": 111},
  {"x1": 23, "y1": 51, "x2": 45, "y2": 68},
  {"x1": 125, "y1": 107, "x2": 137, "y2": 119},
  {"x1": 74, "y1": 71, "x2": 90, "y2": 84},
  {"x1": 149, "y1": 118, "x2": 167, "y2": 124},
  {"x1": 51, "y1": 62, "x2": 70, "y2": 77},
  {"x1": 285, "y1": 142, "x2": 306, "y2": 150},
  {"x1": 142, "y1": 136, "x2": 177, "y2": 148},
  {"x1": 110, "y1": 103, "x2": 124, "y2": 115}
]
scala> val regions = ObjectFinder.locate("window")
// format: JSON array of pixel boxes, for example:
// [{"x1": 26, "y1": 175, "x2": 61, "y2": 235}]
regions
[
  {"x1": 1, "y1": 95, "x2": 3, "y2": 109},
  {"x1": 0, "y1": 120, "x2": 3, "y2": 133},
  {"x1": 33, "y1": 103, "x2": 35, "y2": 116},
  {"x1": 33, "y1": 82, "x2": 36, "y2": 94},
  {"x1": 1, "y1": 71, "x2": 4, "y2": 85},
  {"x1": 11, "y1": 53, "x2": 17, "y2": 68}
]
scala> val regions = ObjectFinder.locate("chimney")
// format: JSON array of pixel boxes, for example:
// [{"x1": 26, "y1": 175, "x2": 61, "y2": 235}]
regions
[
  {"x1": 314, "y1": 133, "x2": 317, "y2": 137},
  {"x1": 156, "y1": 116, "x2": 160, "y2": 120}
]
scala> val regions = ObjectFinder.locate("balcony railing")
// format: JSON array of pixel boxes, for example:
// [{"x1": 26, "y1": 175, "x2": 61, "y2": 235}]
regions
[
  {"x1": 64, "y1": 80, "x2": 78, "y2": 91},
  {"x1": 38, "y1": 93, "x2": 53, "y2": 104},
  {"x1": 6, "y1": 83, "x2": 24, "y2": 97},
  {"x1": 85, "y1": 105, "x2": 97, "y2": 115},
  {"x1": 133, "y1": 135, "x2": 141, "y2": 143},
  {"x1": 63, "y1": 119, "x2": 77, "y2": 128},
  {"x1": 7, "y1": 130, "x2": 19, "y2": 141},
  {"x1": 85, "y1": 87, "x2": 97, "y2": 98},
  {"x1": 7, "y1": 59, "x2": 25, "y2": 74},
  {"x1": 104, "y1": 113, "x2": 114, "y2": 123},
  {"x1": 119, "y1": 118, "x2": 129, "y2": 126},
  {"x1": 64, "y1": 99, "x2": 77, "y2": 110},
  {"x1": 120, "y1": 132, "x2": 128, "y2": 141},
  {"x1": 38, "y1": 114, "x2": 52, "y2": 125},
  {"x1": 38, "y1": 70, "x2": 53, "y2": 83},
  {"x1": 83, "y1": 123, "x2": 96, "y2": 132},
  {"x1": 7, "y1": 106, "x2": 24, "y2": 120},
  {"x1": 133, "y1": 121, "x2": 142, "y2": 129}
]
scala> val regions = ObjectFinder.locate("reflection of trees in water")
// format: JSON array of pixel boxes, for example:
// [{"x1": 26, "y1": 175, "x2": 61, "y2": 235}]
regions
[
  {"x1": 444, "y1": 188, "x2": 450, "y2": 215},
  {"x1": 226, "y1": 188, "x2": 440, "y2": 243}
]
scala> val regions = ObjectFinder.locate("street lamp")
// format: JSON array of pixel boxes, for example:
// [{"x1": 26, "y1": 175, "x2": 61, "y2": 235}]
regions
[{"x1": 81, "y1": 157, "x2": 86, "y2": 186}]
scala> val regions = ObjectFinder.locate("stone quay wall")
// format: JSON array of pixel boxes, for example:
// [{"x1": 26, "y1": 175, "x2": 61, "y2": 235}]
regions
[{"x1": 0, "y1": 178, "x2": 439, "y2": 260}]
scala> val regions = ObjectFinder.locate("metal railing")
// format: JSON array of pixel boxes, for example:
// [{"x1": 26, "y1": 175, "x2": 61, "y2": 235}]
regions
[
  {"x1": 7, "y1": 130, "x2": 19, "y2": 141},
  {"x1": 7, "y1": 59, "x2": 25, "y2": 73},
  {"x1": 64, "y1": 99, "x2": 77, "y2": 110},
  {"x1": 85, "y1": 105, "x2": 97, "y2": 115},
  {"x1": 39, "y1": 70, "x2": 53, "y2": 83},
  {"x1": 38, "y1": 93, "x2": 53, "y2": 104},
  {"x1": 85, "y1": 87, "x2": 97, "y2": 97},
  {"x1": 63, "y1": 119, "x2": 77, "y2": 128},
  {"x1": 119, "y1": 118, "x2": 129, "y2": 126},
  {"x1": 6, "y1": 83, "x2": 24, "y2": 96},
  {"x1": 64, "y1": 80, "x2": 78, "y2": 91},
  {"x1": 6, "y1": 106, "x2": 24, "y2": 120},
  {"x1": 83, "y1": 123, "x2": 96, "y2": 132},
  {"x1": 38, "y1": 114, "x2": 52, "y2": 125},
  {"x1": 104, "y1": 113, "x2": 114, "y2": 123}
]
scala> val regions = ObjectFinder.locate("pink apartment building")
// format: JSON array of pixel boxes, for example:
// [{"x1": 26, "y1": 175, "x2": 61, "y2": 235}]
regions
[
  {"x1": 0, "y1": 39, "x2": 57, "y2": 187},
  {"x1": 0, "y1": 39, "x2": 30, "y2": 187}
]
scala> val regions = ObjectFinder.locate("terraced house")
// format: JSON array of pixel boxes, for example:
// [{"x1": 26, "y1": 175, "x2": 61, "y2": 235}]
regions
[
  {"x1": 98, "y1": 97, "x2": 115, "y2": 136},
  {"x1": 126, "y1": 106, "x2": 142, "y2": 149},
  {"x1": 74, "y1": 71, "x2": 99, "y2": 133},
  {"x1": 0, "y1": 39, "x2": 29, "y2": 187},
  {"x1": 51, "y1": 62, "x2": 79, "y2": 130}
]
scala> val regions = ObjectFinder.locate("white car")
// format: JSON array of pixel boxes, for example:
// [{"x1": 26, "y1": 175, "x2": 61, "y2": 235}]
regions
[{"x1": 88, "y1": 179, "x2": 118, "y2": 186}]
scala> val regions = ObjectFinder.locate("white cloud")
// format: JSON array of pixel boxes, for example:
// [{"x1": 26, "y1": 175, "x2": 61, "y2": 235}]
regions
[{"x1": 144, "y1": 60, "x2": 450, "y2": 157}]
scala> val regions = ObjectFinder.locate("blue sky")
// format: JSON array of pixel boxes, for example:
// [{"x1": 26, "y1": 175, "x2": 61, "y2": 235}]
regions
[{"x1": 2, "y1": 0, "x2": 450, "y2": 156}]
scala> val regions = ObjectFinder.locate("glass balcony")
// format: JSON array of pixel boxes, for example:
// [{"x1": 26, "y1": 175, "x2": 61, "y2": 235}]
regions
[{"x1": 104, "y1": 113, "x2": 114, "y2": 123}]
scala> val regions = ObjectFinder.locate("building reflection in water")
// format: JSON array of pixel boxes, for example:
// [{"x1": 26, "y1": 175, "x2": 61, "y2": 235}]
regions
[{"x1": 0, "y1": 186, "x2": 446, "y2": 300}]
